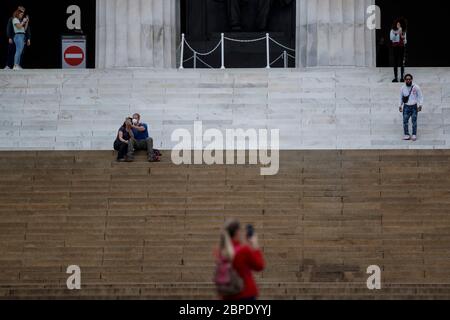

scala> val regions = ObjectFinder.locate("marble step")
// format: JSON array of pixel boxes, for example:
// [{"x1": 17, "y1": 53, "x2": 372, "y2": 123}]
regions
[{"x1": 1, "y1": 67, "x2": 450, "y2": 150}]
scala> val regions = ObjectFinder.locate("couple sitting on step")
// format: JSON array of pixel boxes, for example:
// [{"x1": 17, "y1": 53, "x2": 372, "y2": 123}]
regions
[{"x1": 114, "y1": 113, "x2": 161, "y2": 162}]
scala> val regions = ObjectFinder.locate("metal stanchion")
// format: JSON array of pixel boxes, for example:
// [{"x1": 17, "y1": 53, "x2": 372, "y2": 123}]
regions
[
  {"x1": 179, "y1": 33, "x2": 185, "y2": 69},
  {"x1": 221, "y1": 33, "x2": 225, "y2": 69}
]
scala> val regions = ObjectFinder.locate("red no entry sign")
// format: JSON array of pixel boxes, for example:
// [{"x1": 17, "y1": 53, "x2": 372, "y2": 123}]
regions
[{"x1": 64, "y1": 45, "x2": 85, "y2": 66}]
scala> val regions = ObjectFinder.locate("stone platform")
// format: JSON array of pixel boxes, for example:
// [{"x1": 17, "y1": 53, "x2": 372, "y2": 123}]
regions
[{"x1": 1, "y1": 67, "x2": 449, "y2": 151}]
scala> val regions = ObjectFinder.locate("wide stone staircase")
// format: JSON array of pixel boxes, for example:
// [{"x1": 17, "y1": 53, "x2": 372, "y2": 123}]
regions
[
  {"x1": 1, "y1": 150, "x2": 450, "y2": 299},
  {"x1": 1, "y1": 67, "x2": 450, "y2": 151}
]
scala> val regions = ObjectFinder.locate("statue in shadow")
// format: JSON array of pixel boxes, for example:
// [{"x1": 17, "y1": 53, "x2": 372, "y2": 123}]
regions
[{"x1": 225, "y1": 0, "x2": 293, "y2": 31}]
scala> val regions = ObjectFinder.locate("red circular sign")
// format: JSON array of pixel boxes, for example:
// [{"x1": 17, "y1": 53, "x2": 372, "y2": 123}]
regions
[{"x1": 64, "y1": 46, "x2": 85, "y2": 66}]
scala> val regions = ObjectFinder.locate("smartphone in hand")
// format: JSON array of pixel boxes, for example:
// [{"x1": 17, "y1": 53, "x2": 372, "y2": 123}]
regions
[{"x1": 246, "y1": 224, "x2": 255, "y2": 239}]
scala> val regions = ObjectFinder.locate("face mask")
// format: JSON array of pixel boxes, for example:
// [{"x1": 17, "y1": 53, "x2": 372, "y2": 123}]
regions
[
  {"x1": 132, "y1": 119, "x2": 138, "y2": 125},
  {"x1": 406, "y1": 82, "x2": 412, "y2": 87}
]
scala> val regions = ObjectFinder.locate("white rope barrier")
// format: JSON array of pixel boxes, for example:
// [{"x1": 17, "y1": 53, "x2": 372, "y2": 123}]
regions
[
  {"x1": 184, "y1": 39, "x2": 223, "y2": 56},
  {"x1": 287, "y1": 53, "x2": 296, "y2": 60},
  {"x1": 196, "y1": 56, "x2": 215, "y2": 69},
  {"x1": 183, "y1": 56, "x2": 194, "y2": 63},
  {"x1": 179, "y1": 33, "x2": 296, "y2": 69},
  {"x1": 224, "y1": 36, "x2": 266, "y2": 43},
  {"x1": 269, "y1": 37, "x2": 295, "y2": 52},
  {"x1": 270, "y1": 53, "x2": 285, "y2": 66}
]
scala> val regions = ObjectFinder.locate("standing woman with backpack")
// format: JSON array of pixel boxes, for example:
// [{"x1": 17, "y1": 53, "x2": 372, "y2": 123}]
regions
[{"x1": 214, "y1": 219, "x2": 265, "y2": 301}]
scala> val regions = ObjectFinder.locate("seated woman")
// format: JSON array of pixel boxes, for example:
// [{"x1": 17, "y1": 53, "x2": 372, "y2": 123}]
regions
[{"x1": 114, "y1": 118, "x2": 134, "y2": 162}]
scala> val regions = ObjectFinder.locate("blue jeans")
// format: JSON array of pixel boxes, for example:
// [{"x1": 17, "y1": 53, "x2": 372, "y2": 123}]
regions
[
  {"x1": 14, "y1": 34, "x2": 25, "y2": 66},
  {"x1": 403, "y1": 104, "x2": 418, "y2": 136}
]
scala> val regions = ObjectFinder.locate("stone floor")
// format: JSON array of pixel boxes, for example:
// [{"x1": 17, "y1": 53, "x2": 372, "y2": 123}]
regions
[{"x1": 1, "y1": 67, "x2": 450, "y2": 150}]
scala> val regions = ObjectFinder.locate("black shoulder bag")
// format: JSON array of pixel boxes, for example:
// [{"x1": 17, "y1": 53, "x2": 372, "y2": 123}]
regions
[{"x1": 402, "y1": 85, "x2": 414, "y2": 104}]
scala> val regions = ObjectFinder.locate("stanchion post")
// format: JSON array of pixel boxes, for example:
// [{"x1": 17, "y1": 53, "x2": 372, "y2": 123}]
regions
[
  {"x1": 284, "y1": 51, "x2": 287, "y2": 68},
  {"x1": 193, "y1": 52, "x2": 197, "y2": 69},
  {"x1": 266, "y1": 33, "x2": 270, "y2": 69},
  {"x1": 179, "y1": 33, "x2": 185, "y2": 69},
  {"x1": 221, "y1": 33, "x2": 225, "y2": 69}
]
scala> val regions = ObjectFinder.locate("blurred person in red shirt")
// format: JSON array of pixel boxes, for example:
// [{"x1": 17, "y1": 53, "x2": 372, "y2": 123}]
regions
[{"x1": 215, "y1": 219, "x2": 265, "y2": 300}]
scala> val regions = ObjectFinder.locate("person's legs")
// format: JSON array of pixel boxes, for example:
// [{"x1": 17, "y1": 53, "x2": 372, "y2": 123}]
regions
[
  {"x1": 403, "y1": 106, "x2": 412, "y2": 136},
  {"x1": 133, "y1": 139, "x2": 157, "y2": 161},
  {"x1": 113, "y1": 140, "x2": 121, "y2": 152},
  {"x1": 127, "y1": 139, "x2": 136, "y2": 160},
  {"x1": 411, "y1": 105, "x2": 418, "y2": 136},
  {"x1": 134, "y1": 139, "x2": 147, "y2": 151},
  {"x1": 6, "y1": 42, "x2": 16, "y2": 68},
  {"x1": 13, "y1": 34, "x2": 25, "y2": 66},
  {"x1": 114, "y1": 140, "x2": 127, "y2": 160},
  {"x1": 399, "y1": 47, "x2": 405, "y2": 81},
  {"x1": 393, "y1": 47, "x2": 400, "y2": 81},
  {"x1": 145, "y1": 137, "x2": 156, "y2": 161},
  {"x1": 119, "y1": 142, "x2": 130, "y2": 160}
]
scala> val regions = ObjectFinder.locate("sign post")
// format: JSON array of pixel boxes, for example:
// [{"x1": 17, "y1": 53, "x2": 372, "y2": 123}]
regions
[{"x1": 61, "y1": 35, "x2": 86, "y2": 68}]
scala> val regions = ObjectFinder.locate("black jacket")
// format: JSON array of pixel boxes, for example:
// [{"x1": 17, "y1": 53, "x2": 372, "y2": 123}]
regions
[{"x1": 6, "y1": 17, "x2": 31, "y2": 41}]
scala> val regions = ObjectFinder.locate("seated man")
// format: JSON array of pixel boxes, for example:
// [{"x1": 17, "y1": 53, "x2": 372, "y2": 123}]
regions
[{"x1": 129, "y1": 113, "x2": 159, "y2": 162}]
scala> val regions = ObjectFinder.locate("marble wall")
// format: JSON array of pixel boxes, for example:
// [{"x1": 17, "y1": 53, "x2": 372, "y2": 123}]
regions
[
  {"x1": 95, "y1": 0, "x2": 375, "y2": 68},
  {"x1": 296, "y1": 0, "x2": 376, "y2": 67},
  {"x1": 95, "y1": 0, "x2": 179, "y2": 68}
]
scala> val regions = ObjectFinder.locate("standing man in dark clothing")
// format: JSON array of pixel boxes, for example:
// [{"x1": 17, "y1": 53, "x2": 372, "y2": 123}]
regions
[{"x1": 4, "y1": 6, "x2": 31, "y2": 69}]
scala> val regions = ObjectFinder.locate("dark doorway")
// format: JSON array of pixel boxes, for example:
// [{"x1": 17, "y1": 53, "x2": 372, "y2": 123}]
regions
[
  {"x1": 0, "y1": 0, "x2": 96, "y2": 69},
  {"x1": 180, "y1": 0, "x2": 296, "y2": 68},
  {"x1": 376, "y1": 0, "x2": 450, "y2": 67}
]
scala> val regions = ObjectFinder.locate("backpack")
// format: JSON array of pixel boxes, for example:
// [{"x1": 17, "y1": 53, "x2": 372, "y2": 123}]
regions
[
  {"x1": 214, "y1": 255, "x2": 244, "y2": 297},
  {"x1": 154, "y1": 149, "x2": 162, "y2": 157}
]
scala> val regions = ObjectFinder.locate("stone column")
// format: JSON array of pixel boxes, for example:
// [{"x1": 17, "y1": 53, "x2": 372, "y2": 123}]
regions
[
  {"x1": 296, "y1": 0, "x2": 376, "y2": 68},
  {"x1": 96, "y1": 0, "x2": 179, "y2": 68}
]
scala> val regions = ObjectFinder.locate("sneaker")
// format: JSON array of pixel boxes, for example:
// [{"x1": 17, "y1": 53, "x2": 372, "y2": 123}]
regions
[
  {"x1": 403, "y1": 135, "x2": 411, "y2": 141},
  {"x1": 3, "y1": 66, "x2": 11, "y2": 70},
  {"x1": 412, "y1": 135, "x2": 417, "y2": 141},
  {"x1": 117, "y1": 158, "x2": 126, "y2": 162},
  {"x1": 13, "y1": 65, "x2": 22, "y2": 70},
  {"x1": 392, "y1": 78, "x2": 399, "y2": 83}
]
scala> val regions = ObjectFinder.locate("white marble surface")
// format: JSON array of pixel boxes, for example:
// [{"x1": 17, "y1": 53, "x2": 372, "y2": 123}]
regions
[
  {"x1": 0, "y1": 67, "x2": 449, "y2": 151},
  {"x1": 296, "y1": 0, "x2": 376, "y2": 68},
  {"x1": 96, "y1": 0, "x2": 177, "y2": 68}
]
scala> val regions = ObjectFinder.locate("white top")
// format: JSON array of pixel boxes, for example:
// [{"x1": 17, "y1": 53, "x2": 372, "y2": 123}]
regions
[
  {"x1": 400, "y1": 84, "x2": 424, "y2": 106},
  {"x1": 390, "y1": 29, "x2": 407, "y2": 45},
  {"x1": 12, "y1": 18, "x2": 25, "y2": 34}
]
